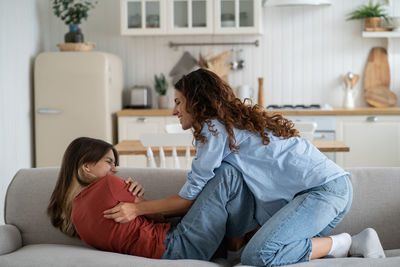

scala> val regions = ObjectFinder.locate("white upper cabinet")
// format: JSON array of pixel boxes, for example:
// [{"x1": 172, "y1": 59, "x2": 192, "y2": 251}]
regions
[
  {"x1": 168, "y1": 0, "x2": 213, "y2": 34},
  {"x1": 121, "y1": 0, "x2": 167, "y2": 35},
  {"x1": 214, "y1": 0, "x2": 261, "y2": 35},
  {"x1": 121, "y1": 0, "x2": 262, "y2": 35}
]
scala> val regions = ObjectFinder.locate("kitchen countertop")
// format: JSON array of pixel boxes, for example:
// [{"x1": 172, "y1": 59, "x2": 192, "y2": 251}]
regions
[{"x1": 117, "y1": 107, "x2": 400, "y2": 117}]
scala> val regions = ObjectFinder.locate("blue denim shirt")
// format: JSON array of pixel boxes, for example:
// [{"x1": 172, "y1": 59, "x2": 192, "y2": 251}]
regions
[{"x1": 179, "y1": 119, "x2": 349, "y2": 225}]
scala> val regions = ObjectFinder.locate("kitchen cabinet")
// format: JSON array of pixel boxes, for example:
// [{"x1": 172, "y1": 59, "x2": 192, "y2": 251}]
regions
[
  {"x1": 167, "y1": 0, "x2": 213, "y2": 34},
  {"x1": 214, "y1": 0, "x2": 262, "y2": 35},
  {"x1": 120, "y1": 0, "x2": 167, "y2": 35},
  {"x1": 118, "y1": 115, "x2": 181, "y2": 167},
  {"x1": 120, "y1": 0, "x2": 262, "y2": 35},
  {"x1": 335, "y1": 115, "x2": 400, "y2": 168}
]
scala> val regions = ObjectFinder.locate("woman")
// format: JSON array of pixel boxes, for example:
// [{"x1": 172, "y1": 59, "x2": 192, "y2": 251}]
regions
[
  {"x1": 47, "y1": 137, "x2": 258, "y2": 260},
  {"x1": 105, "y1": 69, "x2": 385, "y2": 266}
]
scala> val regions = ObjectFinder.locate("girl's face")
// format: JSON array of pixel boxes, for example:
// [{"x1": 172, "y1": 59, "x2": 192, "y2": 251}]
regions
[
  {"x1": 83, "y1": 149, "x2": 117, "y2": 178},
  {"x1": 173, "y1": 89, "x2": 193, "y2": 130}
]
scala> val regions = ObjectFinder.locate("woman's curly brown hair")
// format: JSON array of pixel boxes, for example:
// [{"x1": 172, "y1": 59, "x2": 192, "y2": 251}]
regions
[{"x1": 175, "y1": 68, "x2": 299, "y2": 153}]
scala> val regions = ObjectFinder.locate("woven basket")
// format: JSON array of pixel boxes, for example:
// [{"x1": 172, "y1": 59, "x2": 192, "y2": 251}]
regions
[{"x1": 57, "y1": 42, "x2": 96, "y2": 52}]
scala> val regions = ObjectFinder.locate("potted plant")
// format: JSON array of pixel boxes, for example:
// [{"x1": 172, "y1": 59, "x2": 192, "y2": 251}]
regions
[
  {"x1": 52, "y1": 0, "x2": 97, "y2": 43},
  {"x1": 154, "y1": 73, "x2": 169, "y2": 109},
  {"x1": 347, "y1": 0, "x2": 388, "y2": 30}
]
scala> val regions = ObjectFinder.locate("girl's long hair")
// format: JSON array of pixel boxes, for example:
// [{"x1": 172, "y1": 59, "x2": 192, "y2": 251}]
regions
[
  {"x1": 175, "y1": 68, "x2": 299, "y2": 152},
  {"x1": 47, "y1": 137, "x2": 119, "y2": 237}
]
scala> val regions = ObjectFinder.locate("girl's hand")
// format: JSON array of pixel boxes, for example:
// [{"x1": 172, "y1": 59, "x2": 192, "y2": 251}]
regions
[
  {"x1": 124, "y1": 177, "x2": 145, "y2": 197},
  {"x1": 103, "y1": 202, "x2": 138, "y2": 223}
]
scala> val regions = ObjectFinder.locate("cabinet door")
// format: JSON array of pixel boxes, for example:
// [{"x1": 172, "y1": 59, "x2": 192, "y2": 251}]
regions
[
  {"x1": 168, "y1": 0, "x2": 213, "y2": 34},
  {"x1": 336, "y1": 115, "x2": 400, "y2": 168},
  {"x1": 214, "y1": 0, "x2": 262, "y2": 34},
  {"x1": 120, "y1": 0, "x2": 167, "y2": 35}
]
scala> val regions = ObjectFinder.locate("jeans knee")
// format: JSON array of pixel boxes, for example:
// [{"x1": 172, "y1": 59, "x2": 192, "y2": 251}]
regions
[{"x1": 241, "y1": 241, "x2": 278, "y2": 266}]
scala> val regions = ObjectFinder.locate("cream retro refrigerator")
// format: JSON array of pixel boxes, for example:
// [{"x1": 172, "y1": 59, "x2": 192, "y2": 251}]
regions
[{"x1": 34, "y1": 52, "x2": 123, "y2": 167}]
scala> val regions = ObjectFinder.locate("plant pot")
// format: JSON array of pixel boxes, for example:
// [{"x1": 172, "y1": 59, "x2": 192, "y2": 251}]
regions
[
  {"x1": 364, "y1": 17, "x2": 382, "y2": 30},
  {"x1": 65, "y1": 25, "x2": 84, "y2": 43},
  {"x1": 158, "y1": 95, "x2": 169, "y2": 109}
]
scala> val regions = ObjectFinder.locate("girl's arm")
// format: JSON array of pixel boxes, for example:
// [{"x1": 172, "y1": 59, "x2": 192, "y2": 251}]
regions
[{"x1": 103, "y1": 194, "x2": 194, "y2": 223}]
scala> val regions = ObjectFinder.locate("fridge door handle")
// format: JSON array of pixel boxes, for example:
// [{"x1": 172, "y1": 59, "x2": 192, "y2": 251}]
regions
[{"x1": 37, "y1": 108, "x2": 62, "y2": 114}]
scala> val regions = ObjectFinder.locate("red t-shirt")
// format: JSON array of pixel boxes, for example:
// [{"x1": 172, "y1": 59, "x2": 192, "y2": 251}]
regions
[{"x1": 71, "y1": 175, "x2": 171, "y2": 259}]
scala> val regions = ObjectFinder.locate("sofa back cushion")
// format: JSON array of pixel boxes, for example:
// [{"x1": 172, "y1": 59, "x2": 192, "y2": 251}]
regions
[
  {"x1": 5, "y1": 167, "x2": 187, "y2": 246},
  {"x1": 332, "y1": 167, "x2": 400, "y2": 249}
]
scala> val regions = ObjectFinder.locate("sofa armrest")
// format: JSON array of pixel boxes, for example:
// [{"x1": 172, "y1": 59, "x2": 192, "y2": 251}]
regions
[{"x1": 0, "y1": 224, "x2": 22, "y2": 255}]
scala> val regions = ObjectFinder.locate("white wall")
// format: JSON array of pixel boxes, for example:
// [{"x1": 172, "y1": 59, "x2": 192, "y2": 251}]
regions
[
  {"x1": 42, "y1": 0, "x2": 400, "y2": 108},
  {"x1": 0, "y1": 0, "x2": 43, "y2": 224}
]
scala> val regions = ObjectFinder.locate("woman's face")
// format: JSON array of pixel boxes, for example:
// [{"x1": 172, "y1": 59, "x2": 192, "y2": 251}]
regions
[
  {"x1": 83, "y1": 149, "x2": 117, "y2": 178},
  {"x1": 173, "y1": 89, "x2": 193, "y2": 130}
]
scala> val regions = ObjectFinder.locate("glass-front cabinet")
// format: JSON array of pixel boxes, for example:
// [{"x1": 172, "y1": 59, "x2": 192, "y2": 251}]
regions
[
  {"x1": 215, "y1": 0, "x2": 261, "y2": 34},
  {"x1": 120, "y1": 0, "x2": 261, "y2": 35},
  {"x1": 168, "y1": 0, "x2": 213, "y2": 34},
  {"x1": 121, "y1": 0, "x2": 167, "y2": 35}
]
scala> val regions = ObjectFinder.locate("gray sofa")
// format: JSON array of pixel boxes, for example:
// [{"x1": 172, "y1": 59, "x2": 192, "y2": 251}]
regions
[{"x1": 1, "y1": 167, "x2": 400, "y2": 267}]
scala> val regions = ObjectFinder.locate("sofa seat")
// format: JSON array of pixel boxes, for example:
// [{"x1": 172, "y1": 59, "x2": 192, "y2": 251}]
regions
[
  {"x1": 0, "y1": 244, "x2": 221, "y2": 267},
  {"x1": 1, "y1": 167, "x2": 400, "y2": 266}
]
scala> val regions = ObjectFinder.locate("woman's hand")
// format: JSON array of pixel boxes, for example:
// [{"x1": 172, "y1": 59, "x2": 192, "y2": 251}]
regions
[
  {"x1": 103, "y1": 202, "x2": 139, "y2": 223},
  {"x1": 124, "y1": 177, "x2": 145, "y2": 197}
]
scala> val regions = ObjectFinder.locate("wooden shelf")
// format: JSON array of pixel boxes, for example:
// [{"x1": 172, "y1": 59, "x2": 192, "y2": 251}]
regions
[{"x1": 362, "y1": 31, "x2": 400, "y2": 38}]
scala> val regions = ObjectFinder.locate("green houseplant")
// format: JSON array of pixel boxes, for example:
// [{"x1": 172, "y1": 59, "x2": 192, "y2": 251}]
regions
[
  {"x1": 154, "y1": 74, "x2": 169, "y2": 109},
  {"x1": 347, "y1": 0, "x2": 388, "y2": 30},
  {"x1": 52, "y1": 0, "x2": 98, "y2": 43}
]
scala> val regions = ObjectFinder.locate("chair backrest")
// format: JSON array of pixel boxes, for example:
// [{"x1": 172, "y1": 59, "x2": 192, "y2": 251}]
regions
[
  {"x1": 139, "y1": 133, "x2": 193, "y2": 169},
  {"x1": 293, "y1": 121, "x2": 317, "y2": 140},
  {"x1": 164, "y1": 123, "x2": 190, "y2": 134}
]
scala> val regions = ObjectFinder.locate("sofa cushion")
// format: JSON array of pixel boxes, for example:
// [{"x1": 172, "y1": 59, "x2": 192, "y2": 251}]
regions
[
  {"x1": 0, "y1": 244, "x2": 221, "y2": 267},
  {"x1": 331, "y1": 167, "x2": 400, "y2": 249}
]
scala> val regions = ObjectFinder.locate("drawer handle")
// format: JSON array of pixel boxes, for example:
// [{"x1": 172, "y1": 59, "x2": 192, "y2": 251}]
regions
[
  {"x1": 136, "y1": 117, "x2": 147, "y2": 122},
  {"x1": 366, "y1": 116, "x2": 378, "y2": 122},
  {"x1": 37, "y1": 108, "x2": 62, "y2": 114}
]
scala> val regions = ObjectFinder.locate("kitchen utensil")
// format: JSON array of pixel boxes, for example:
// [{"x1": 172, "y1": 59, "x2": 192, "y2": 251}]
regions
[
  {"x1": 258, "y1": 77, "x2": 265, "y2": 107},
  {"x1": 201, "y1": 50, "x2": 231, "y2": 82},
  {"x1": 343, "y1": 72, "x2": 359, "y2": 108},
  {"x1": 351, "y1": 74, "x2": 360, "y2": 89},
  {"x1": 364, "y1": 47, "x2": 390, "y2": 92},
  {"x1": 364, "y1": 86, "x2": 398, "y2": 107},
  {"x1": 363, "y1": 47, "x2": 398, "y2": 107}
]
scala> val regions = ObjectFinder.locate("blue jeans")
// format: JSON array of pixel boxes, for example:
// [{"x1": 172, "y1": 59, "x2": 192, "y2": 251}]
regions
[
  {"x1": 241, "y1": 174, "x2": 353, "y2": 267},
  {"x1": 162, "y1": 162, "x2": 259, "y2": 260}
]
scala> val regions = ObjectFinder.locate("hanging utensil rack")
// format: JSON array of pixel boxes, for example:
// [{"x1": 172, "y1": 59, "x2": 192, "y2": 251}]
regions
[{"x1": 169, "y1": 40, "x2": 259, "y2": 48}]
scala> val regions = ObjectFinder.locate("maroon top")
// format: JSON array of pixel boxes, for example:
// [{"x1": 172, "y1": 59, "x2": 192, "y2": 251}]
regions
[{"x1": 72, "y1": 175, "x2": 170, "y2": 259}]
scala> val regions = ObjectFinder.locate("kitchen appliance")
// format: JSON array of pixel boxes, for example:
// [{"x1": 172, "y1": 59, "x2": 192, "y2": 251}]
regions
[
  {"x1": 127, "y1": 86, "x2": 152, "y2": 109},
  {"x1": 266, "y1": 104, "x2": 337, "y2": 161},
  {"x1": 34, "y1": 52, "x2": 123, "y2": 167}
]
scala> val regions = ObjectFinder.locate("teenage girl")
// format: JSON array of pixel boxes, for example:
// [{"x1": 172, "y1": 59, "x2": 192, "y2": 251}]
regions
[{"x1": 48, "y1": 137, "x2": 258, "y2": 260}]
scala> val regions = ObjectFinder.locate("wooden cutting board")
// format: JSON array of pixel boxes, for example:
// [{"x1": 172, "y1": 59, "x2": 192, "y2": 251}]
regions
[
  {"x1": 364, "y1": 86, "x2": 398, "y2": 107},
  {"x1": 363, "y1": 47, "x2": 398, "y2": 107},
  {"x1": 364, "y1": 47, "x2": 390, "y2": 92}
]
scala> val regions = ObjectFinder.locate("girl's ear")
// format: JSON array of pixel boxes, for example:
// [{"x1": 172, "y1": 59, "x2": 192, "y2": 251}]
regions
[{"x1": 82, "y1": 163, "x2": 91, "y2": 173}]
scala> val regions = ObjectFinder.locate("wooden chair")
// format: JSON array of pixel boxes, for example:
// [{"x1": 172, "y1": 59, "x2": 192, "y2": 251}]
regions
[
  {"x1": 293, "y1": 122, "x2": 317, "y2": 140},
  {"x1": 164, "y1": 123, "x2": 190, "y2": 134},
  {"x1": 139, "y1": 133, "x2": 193, "y2": 169}
]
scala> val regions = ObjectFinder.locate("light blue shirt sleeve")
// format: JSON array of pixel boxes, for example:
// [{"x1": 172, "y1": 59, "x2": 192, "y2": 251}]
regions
[{"x1": 178, "y1": 121, "x2": 231, "y2": 200}]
